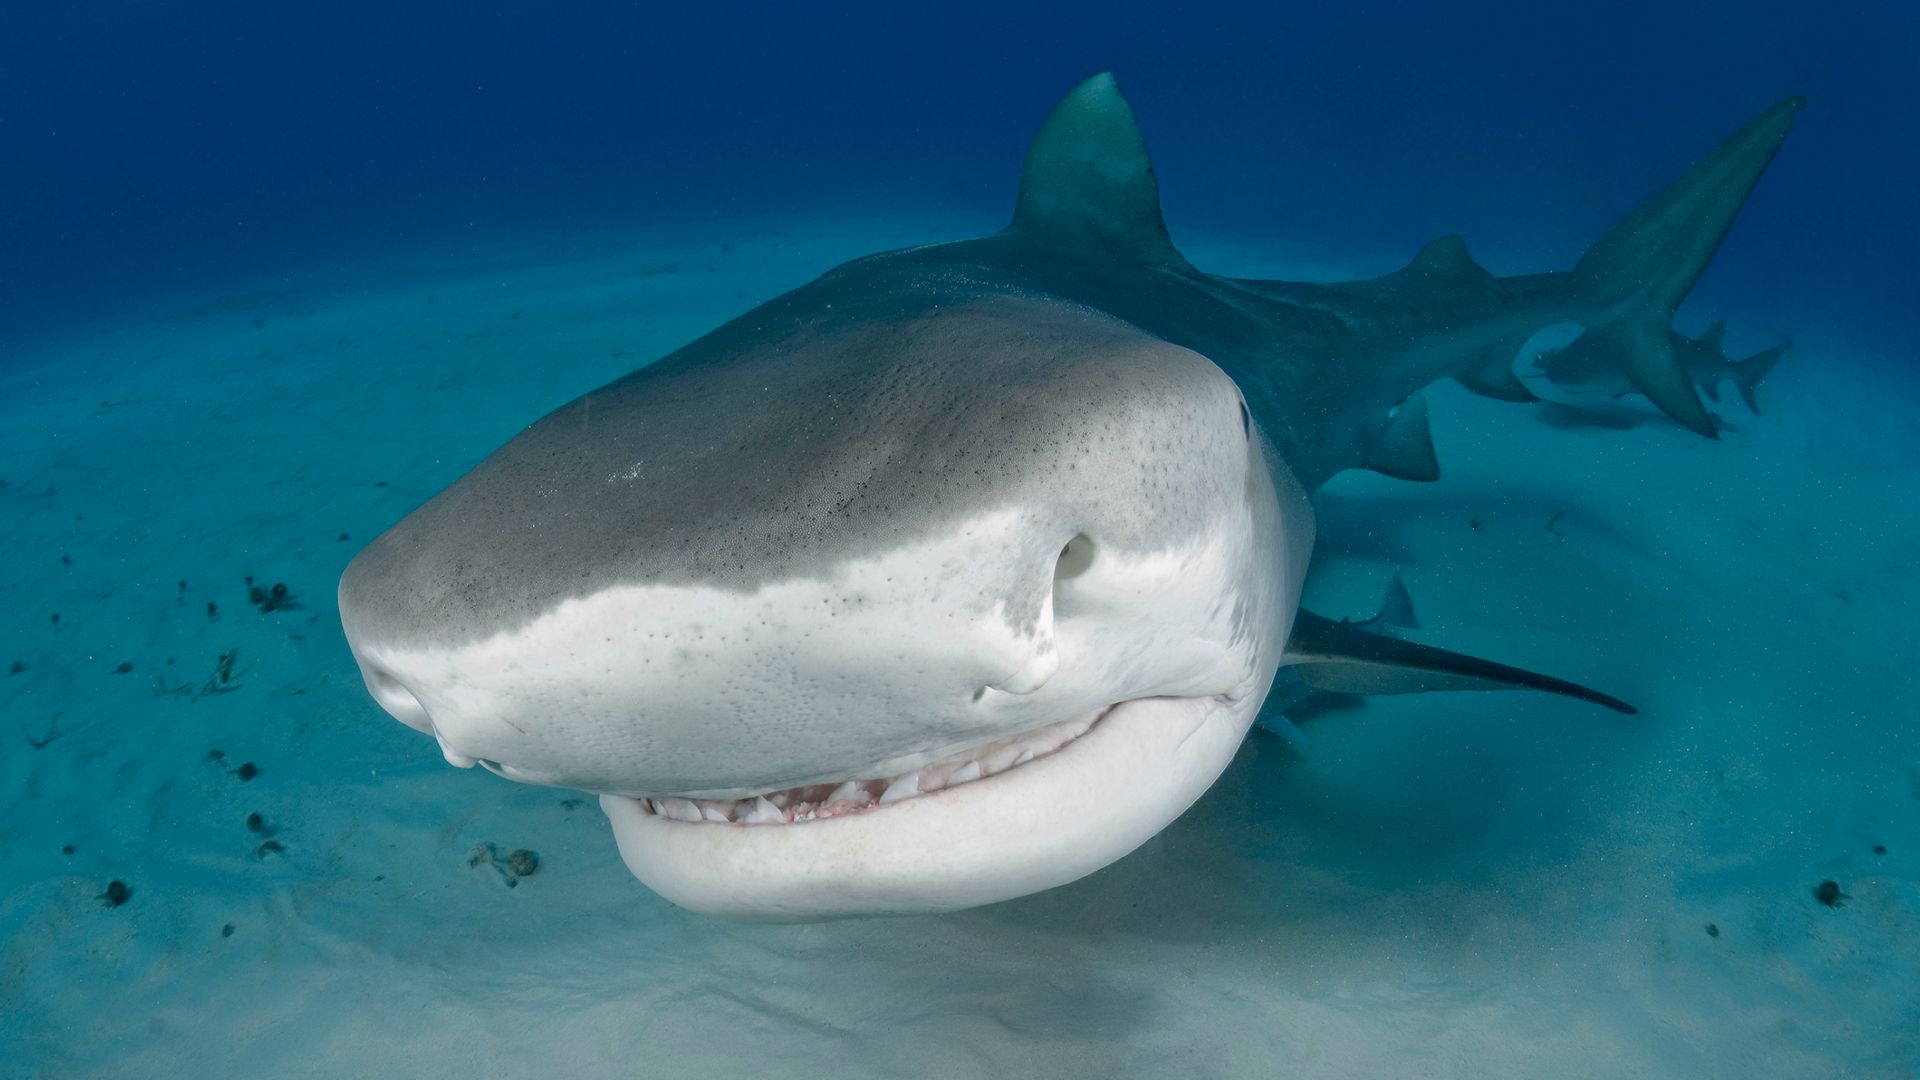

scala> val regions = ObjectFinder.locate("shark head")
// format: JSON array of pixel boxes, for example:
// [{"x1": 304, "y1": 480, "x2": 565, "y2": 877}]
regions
[{"x1": 340, "y1": 281, "x2": 1312, "y2": 918}]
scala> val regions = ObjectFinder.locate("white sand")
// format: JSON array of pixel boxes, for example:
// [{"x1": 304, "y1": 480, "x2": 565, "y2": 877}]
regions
[{"x1": 0, "y1": 218, "x2": 1914, "y2": 1078}]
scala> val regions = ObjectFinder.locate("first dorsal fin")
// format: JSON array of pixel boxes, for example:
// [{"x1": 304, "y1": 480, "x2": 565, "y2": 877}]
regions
[{"x1": 1009, "y1": 73, "x2": 1194, "y2": 272}]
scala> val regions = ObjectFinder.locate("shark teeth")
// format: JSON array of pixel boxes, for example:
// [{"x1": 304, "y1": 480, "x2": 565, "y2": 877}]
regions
[
  {"x1": 878, "y1": 771, "x2": 919, "y2": 804},
  {"x1": 651, "y1": 797, "x2": 703, "y2": 824},
  {"x1": 639, "y1": 707, "x2": 1108, "y2": 826},
  {"x1": 742, "y1": 796, "x2": 783, "y2": 824}
]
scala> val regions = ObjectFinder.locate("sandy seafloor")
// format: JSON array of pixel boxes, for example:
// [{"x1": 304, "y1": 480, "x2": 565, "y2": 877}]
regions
[{"x1": 1, "y1": 214, "x2": 1915, "y2": 1079}]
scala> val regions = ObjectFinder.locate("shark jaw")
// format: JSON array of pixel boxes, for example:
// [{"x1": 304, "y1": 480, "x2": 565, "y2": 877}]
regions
[{"x1": 601, "y1": 693, "x2": 1257, "y2": 920}]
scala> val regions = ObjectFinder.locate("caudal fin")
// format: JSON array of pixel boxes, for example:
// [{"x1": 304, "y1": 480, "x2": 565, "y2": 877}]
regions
[
  {"x1": 1730, "y1": 341, "x2": 1791, "y2": 412},
  {"x1": 1572, "y1": 96, "x2": 1804, "y2": 437}
]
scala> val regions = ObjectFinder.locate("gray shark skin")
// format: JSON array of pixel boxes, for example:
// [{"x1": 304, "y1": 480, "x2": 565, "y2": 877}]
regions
[
  {"x1": 1534, "y1": 320, "x2": 1792, "y2": 419},
  {"x1": 338, "y1": 74, "x2": 1801, "y2": 918}
]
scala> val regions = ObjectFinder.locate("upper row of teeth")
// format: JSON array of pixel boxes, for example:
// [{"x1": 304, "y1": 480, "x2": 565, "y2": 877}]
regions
[{"x1": 642, "y1": 708, "x2": 1104, "y2": 825}]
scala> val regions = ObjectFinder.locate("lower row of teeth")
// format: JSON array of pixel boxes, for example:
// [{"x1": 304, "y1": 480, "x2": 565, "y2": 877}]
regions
[{"x1": 642, "y1": 709, "x2": 1105, "y2": 825}]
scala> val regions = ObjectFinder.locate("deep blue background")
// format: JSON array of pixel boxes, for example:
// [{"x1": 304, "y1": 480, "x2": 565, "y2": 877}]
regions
[{"x1": 2, "y1": 1, "x2": 1913, "y2": 351}]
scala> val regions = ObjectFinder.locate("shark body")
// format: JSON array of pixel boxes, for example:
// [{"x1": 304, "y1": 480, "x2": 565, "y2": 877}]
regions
[
  {"x1": 1534, "y1": 321, "x2": 1791, "y2": 418},
  {"x1": 338, "y1": 75, "x2": 1800, "y2": 919}
]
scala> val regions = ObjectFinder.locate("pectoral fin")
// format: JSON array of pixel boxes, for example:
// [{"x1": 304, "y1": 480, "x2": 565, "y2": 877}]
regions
[{"x1": 1284, "y1": 610, "x2": 1636, "y2": 714}]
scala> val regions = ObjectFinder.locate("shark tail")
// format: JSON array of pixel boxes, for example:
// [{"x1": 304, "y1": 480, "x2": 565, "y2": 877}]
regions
[
  {"x1": 1729, "y1": 341, "x2": 1791, "y2": 412},
  {"x1": 1570, "y1": 96, "x2": 1804, "y2": 437}
]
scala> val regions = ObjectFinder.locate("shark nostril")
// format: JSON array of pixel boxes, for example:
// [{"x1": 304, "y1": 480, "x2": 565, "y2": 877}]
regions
[
  {"x1": 369, "y1": 666, "x2": 409, "y2": 700},
  {"x1": 363, "y1": 664, "x2": 431, "y2": 732},
  {"x1": 987, "y1": 545, "x2": 1074, "y2": 697},
  {"x1": 1054, "y1": 534, "x2": 1095, "y2": 583}
]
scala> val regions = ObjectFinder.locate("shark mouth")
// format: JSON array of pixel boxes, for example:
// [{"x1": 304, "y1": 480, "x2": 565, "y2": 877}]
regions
[
  {"x1": 600, "y1": 693, "x2": 1251, "y2": 920},
  {"x1": 630, "y1": 707, "x2": 1110, "y2": 825}
]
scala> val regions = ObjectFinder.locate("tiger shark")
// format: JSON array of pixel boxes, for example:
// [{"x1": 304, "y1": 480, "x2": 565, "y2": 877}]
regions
[{"x1": 338, "y1": 75, "x2": 1800, "y2": 920}]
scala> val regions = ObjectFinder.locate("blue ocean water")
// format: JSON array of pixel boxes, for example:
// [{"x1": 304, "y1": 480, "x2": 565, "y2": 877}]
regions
[
  {"x1": 3, "y1": 1, "x2": 1914, "y2": 352},
  {"x1": 2, "y1": 2, "x2": 1917, "y2": 1076}
]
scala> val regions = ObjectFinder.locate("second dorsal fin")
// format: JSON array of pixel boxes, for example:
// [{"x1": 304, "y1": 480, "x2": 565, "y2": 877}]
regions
[
  {"x1": 1009, "y1": 73, "x2": 1194, "y2": 272},
  {"x1": 1404, "y1": 235, "x2": 1497, "y2": 285}
]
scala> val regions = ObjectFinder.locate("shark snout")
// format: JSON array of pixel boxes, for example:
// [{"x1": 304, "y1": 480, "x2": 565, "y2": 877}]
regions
[{"x1": 337, "y1": 508, "x2": 1105, "y2": 793}]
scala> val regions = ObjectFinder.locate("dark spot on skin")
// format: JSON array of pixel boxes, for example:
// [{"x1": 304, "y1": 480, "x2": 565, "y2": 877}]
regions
[
  {"x1": 1873, "y1": 845, "x2": 1887, "y2": 855},
  {"x1": 113, "y1": 661, "x2": 133, "y2": 675},
  {"x1": 206, "y1": 748, "x2": 224, "y2": 762},
  {"x1": 246, "y1": 812, "x2": 269, "y2": 834},
  {"x1": 1705, "y1": 923, "x2": 1720, "y2": 938},
  {"x1": 49, "y1": 613, "x2": 60, "y2": 629},
  {"x1": 253, "y1": 840, "x2": 284, "y2": 859},
  {"x1": 506, "y1": 849, "x2": 539, "y2": 878},
  {"x1": 559, "y1": 799, "x2": 582, "y2": 811},
  {"x1": 233, "y1": 762, "x2": 258, "y2": 782},
  {"x1": 206, "y1": 600, "x2": 219, "y2": 621},
  {"x1": 59, "y1": 554, "x2": 71, "y2": 566},
  {"x1": 99, "y1": 881, "x2": 131, "y2": 907},
  {"x1": 61, "y1": 845, "x2": 75, "y2": 856},
  {"x1": 8, "y1": 661, "x2": 23, "y2": 675},
  {"x1": 336, "y1": 533, "x2": 351, "y2": 542},
  {"x1": 1814, "y1": 880, "x2": 1847, "y2": 908},
  {"x1": 221, "y1": 923, "x2": 235, "y2": 938}
]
